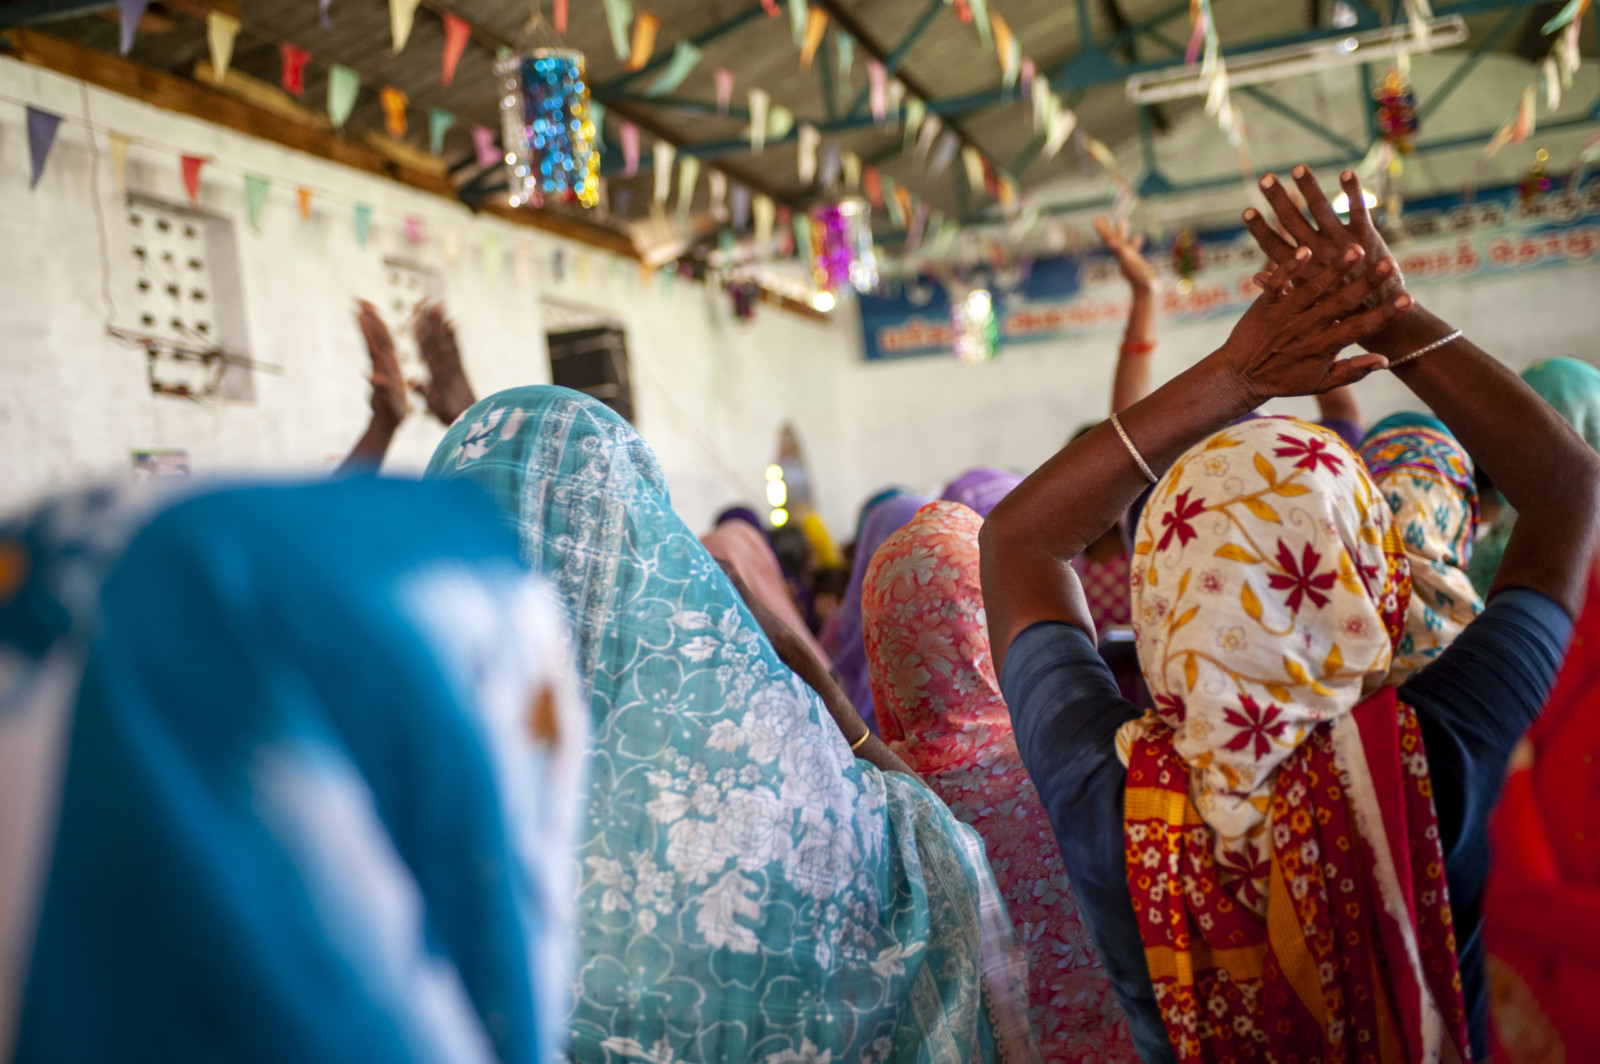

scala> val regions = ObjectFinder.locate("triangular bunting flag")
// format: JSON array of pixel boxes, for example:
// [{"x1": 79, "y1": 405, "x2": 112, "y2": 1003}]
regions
[
  {"x1": 837, "y1": 31, "x2": 854, "y2": 80},
  {"x1": 109, "y1": 132, "x2": 130, "y2": 191},
  {"x1": 244, "y1": 174, "x2": 269, "y2": 231},
  {"x1": 887, "y1": 79, "x2": 905, "y2": 123},
  {"x1": 928, "y1": 130, "x2": 959, "y2": 177},
  {"x1": 354, "y1": 203, "x2": 373, "y2": 247},
  {"x1": 748, "y1": 89, "x2": 769, "y2": 152},
  {"x1": 280, "y1": 43, "x2": 310, "y2": 97},
  {"x1": 628, "y1": 11, "x2": 660, "y2": 71},
  {"x1": 180, "y1": 154, "x2": 206, "y2": 207},
  {"x1": 677, "y1": 155, "x2": 698, "y2": 221},
  {"x1": 731, "y1": 183, "x2": 751, "y2": 230},
  {"x1": 26, "y1": 107, "x2": 62, "y2": 190},
  {"x1": 968, "y1": 0, "x2": 993, "y2": 51},
  {"x1": 442, "y1": 226, "x2": 462, "y2": 264},
  {"x1": 714, "y1": 68, "x2": 735, "y2": 115},
  {"x1": 404, "y1": 215, "x2": 425, "y2": 245},
  {"x1": 602, "y1": 0, "x2": 633, "y2": 60},
  {"x1": 842, "y1": 150, "x2": 861, "y2": 190},
  {"x1": 319, "y1": 0, "x2": 333, "y2": 30},
  {"x1": 653, "y1": 141, "x2": 675, "y2": 204},
  {"x1": 297, "y1": 186, "x2": 313, "y2": 223},
  {"x1": 819, "y1": 140, "x2": 841, "y2": 187},
  {"x1": 961, "y1": 145, "x2": 985, "y2": 195},
  {"x1": 793, "y1": 212, "x2": 812, "y2": 261},
  {"x1": 429, "y1": 109, "x2": 455, "y2": 155},
  {"x1": 119, "y1": 0, "x2": 149, "y2": 56},
  {"x1": 868, "y1": 59, "x2": 887, "y2": 123},
  {"x1": 645, "y1": 40, "x2": 701, "y2": 97},
  {"x1": 753, "y1": 193, "x2": 775, "y2": 249},
  {"x1": 902, "y1": 97, "x2": 925, "y2": 152},
  {"x1": 380, "y1": 87, "x2": 408, "y2": 138},
  {"x1": 916, "y1": 113, "x2": 941, "y2": 160},
  {"x1": 441, "y1": 13, "x2": 471, "y2": 86},
  {"x1": 206, "y1": 11, "x2": 239, "y2": 83},
  {"x1": 483, "y1": 232, "x2": 504, "y2": 284},
  {"x1": 620, "y1": 122, "x2": 640, "y2": 176},
  {"x1": 760, "y1": 0, "x2": 780, "y2": 15},
  {"x1": 787, "y1": 0, "x2": 807, "y2": 46},
  {"x1": 863, "y1": 166, "x2": 882, "y2": 208},
  {"x1": 886, "y1": 179, "x2": 908, "y2": 228},
  {"x1": 391, "y1": 0, "x2": 423, "y2": 53},
  {"x1": 590, "y1": 100, "x2": 606, "y2": 148},
  {"x1": 993, "y1": 13, "x2": 1019, "y2": 90},
  {"x1": 708, "y1": 169, "x2": 728, "y2": 221},
  {"x1": 554, "y1": 0, "x2": 569, "y2": 36},
  {"x1": 798, "y1": 123, "x2": 819, "y2": 184},
  {"x1": 799, "y1": 7, "x2": 828, "y2": 73},
  {"x1": 327, "y1": 64, "x2": 360, "y2": 129},
  {"x1": 473, "y1": 125, "x2": 500, "y2": 168}
]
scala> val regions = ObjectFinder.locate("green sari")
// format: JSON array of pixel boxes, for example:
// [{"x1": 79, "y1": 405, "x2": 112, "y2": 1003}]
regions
[{"x1": 426, "y1": 387, "x2": 1037, "y2": 1064}]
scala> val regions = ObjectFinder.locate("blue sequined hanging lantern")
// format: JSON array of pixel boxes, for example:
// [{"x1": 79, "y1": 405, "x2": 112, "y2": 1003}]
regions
[{"x1": 497, "y1": 49, "x2": 599, "y2": 210}]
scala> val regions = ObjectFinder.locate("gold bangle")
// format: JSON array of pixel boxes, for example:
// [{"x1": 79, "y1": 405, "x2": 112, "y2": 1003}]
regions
[{"x1": 850, "y1": 728, "x2": 871, "y2": 752}]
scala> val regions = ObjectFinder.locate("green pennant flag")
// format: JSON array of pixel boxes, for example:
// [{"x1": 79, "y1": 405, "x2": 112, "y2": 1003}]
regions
[
  {"x1": 244, "y1": 174, "x2": 269, "y2": 231},
  {"x1": 602, "y1": 0, "x2": 632, "y2": 60},
  {"x1": 792, "y1": 213, "x2": 812, "y2": 261},
  {"x1": 836, "y1": 31, "x2": 854, "y2": 81},
  {"x1": 644, "y1": 40, "x2": 702, "y2": 97},
  {"x1": 354, "y1": 203, "x2": 373, "y2": 248},
  {"x1": 968, "y1": 0, "x2": 993, "y2": 51},
  {"x1": 589, "y1": 100, "x2": 606, "y2": 149},
  {"x1": 787, "y1": 0, "x2": 807, "y2": 46},
  {"x1": 327, "y1": 64, "x2": 360, "y2": 129},
  {"x1": 428, "y1": 108, "x2": 455, "y2": 155},
  {"x1": 1542, "y1": 0, "x2": 1585, "y2": 33}
]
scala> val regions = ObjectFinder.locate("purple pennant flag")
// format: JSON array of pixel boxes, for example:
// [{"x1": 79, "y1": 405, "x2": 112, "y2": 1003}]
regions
[
  {"x1": 819, "y1": 140, "x2": 841, "y2": 188},
  {"x1": 730, "y1": 184, "x2": 751, "y2": 231},
  {"x1": 927, "y1": 130, "x2": 960, "y2": 179},
  {"x1": 119, "y1": 0, "x2": 149, "y2": 54},
  {"x1": 319, "y1": 0, "x2": 334, "y2": 30},
  {"x1": 27, "y1": 107, "x2": 63, "y2": 190}
]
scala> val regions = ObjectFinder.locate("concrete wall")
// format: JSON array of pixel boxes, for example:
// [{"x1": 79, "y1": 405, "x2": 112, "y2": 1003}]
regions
[{"x1": 4, "y1": 55, "x2": 1599, "y2": 541}]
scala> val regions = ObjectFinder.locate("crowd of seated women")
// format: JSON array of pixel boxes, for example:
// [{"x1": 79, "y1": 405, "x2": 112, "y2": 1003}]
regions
[{"x1": 2, "y1": 167, "x2": 1598, "y2": 1064}]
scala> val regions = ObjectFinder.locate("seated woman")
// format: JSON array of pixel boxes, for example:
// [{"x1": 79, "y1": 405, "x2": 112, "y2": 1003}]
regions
[
  {"x1": 980, "y1": 167, "x2": 1599, "y2": 1062},
  {"x1": 425, "y1": 388, "x2": 1039, "y2": 1064},
  {"x1": 1359, "y1": 413, "x2": 1483, "y2": 682},
  {"x1": 862, "y1": 500, "x2": 1139, "y2": 1063},
  {"x1": 1, "y1": 478, "x2": 586, "y2": 1064}
]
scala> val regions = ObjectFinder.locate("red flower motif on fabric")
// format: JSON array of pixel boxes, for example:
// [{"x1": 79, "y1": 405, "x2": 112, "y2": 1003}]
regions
[
  {"x1": 1155, "y1": 692, "x2": 1187, "y2": 725},
  {"x1": 1267, "y1": 541, "x2": 1339, "y2": 613},
  {"x1": 1157, "y1": 490, "x2": 1206, "y2": 552},
  {"x1": 1221, "y1": 694, "x2": 1287, "y2": 760},
  {"x1": 1214, "y1": 839, "x2": 1268, "y2": 910},
  {"x1": 1273, "y1": 432, "x2": 1344, "y2": 475}
]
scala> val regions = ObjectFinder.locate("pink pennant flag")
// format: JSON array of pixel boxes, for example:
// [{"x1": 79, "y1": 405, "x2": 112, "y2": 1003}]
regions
[
  {"x1": 714, "y1": 68, "x2": 735, "y2": 116},
  {"x1": 1185, "y1": 11, "x2": 1207, "y2": 64},
  {"x1": 867, "y1": 58, "x2": 887, "y2": 124},
  {"x1": 404, "y1": 215, "x2": 426, "y2": 245},
  {"x1": 620, "y1": 122, "x2": 640, "y2": 177},
  {"x1": 440, "y1": 13, "x2": 471, "y2": 86},
  {"x1": 1020, "y1": 57, "x2": 1035, "y2": 96},
  {"x1": 180, "y1": 154, "x2": 206, "y2": 207},
  {"x1": 473, "y1": 125, "x2": 499, "y2": 168},
  {"x1": 760, "y1": 0, "x2": 780, "y2": 15}
]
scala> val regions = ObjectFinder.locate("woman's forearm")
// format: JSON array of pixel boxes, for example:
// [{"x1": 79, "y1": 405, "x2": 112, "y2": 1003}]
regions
[
  {"x1": 335, "y1": 411, "x2": 401, "y2": 474},
  {"x1": 1383, "y1": 304, "x2": 1600, "y2": 614},
  {"x1": 1111, "y1": 287, "x2": 1157, "y2": 413}
]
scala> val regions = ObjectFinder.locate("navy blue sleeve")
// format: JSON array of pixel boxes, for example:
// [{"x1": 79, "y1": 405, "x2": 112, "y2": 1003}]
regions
[
  {"x1": 1000, "y1": 622, "x2": 1177, "y2": 1064},
  {"x1": 1398, "y1": 586, "x2": 1573, "y2": 1063}
]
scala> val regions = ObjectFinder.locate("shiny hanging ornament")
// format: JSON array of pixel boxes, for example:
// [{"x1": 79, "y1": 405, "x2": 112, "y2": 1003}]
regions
[
  {"x1": 728, "y1": 277, "x2": 759, "y2": 320},
  {"x1": 1519, "y1": 147, "x2": 1553, "y2": 206},
  {"x1": 949, "y1": 283, "x2": 999, "y2": 364},
  {"x1": 809, "y1": 198, "x2": 877, "y2": 293},
  {"x1": 1373, "y1": 65, "x2": 1419, "y2": 154},
  {"x1": 1171, "y1": 229, "x2": 1202, "y2": 293},
  {"x1": 497, "y1": 48, "x2": 600, "y2": 209}
]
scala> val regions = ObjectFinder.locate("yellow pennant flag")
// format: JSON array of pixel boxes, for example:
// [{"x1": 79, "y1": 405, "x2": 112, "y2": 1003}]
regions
[
  {"x1": 297, "y1": 186, "x2": 313, "y2": 222},
  {"x1": 380, "y1": 86, "x2": 409, "y2": 138},
  {"x1": 628, "y1": 11, "x2": 660, "y2": 71},
  {"x1": 799, "y1": 7, "x2": 828, "y2": 73},
  {"x1": 206, "y1": 11, "x2": 239, "y2": 83},
  {"x1": 390, "y1": 0, "x2": 422, "y2": 53},
  {"x1": 109, "y1": 132, "x2": 131, "y2": 191}
]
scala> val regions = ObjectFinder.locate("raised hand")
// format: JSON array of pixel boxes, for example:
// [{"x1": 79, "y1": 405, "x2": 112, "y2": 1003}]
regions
[
  {"x1": 1215, "y1": 243, "x2": 1410, "y2": 403},
  {"x1": 1093, "y1": 214, "x2": 1159, "y2": 293},
  {"x1": 411, "y1": 301, "x2": 477, "y2": 427},
  {"x1": 1242, "y1": 167, "x2": 1408, "y2": 339},
  {"x1": 355, "y1": 299, "x2": 408, "y2": 425}
]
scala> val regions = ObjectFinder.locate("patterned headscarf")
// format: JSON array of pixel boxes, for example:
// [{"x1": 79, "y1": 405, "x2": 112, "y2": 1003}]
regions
[
  {"x1": 1360, "y1": 412, "x2": 1482, "y2": 683},
  {"x1": 940, "y1": 468, "x2": 1023, "y2": 519},
  {"x1": 863, "y1": 502, "x2": 1139, "y2": 1064},
  {"x1": 426, "y1": 388, "x2": 1038, "y2": 1064},
  {"x1": 1122, "y1": 417, "x2": 1467, "y2": 1060}
]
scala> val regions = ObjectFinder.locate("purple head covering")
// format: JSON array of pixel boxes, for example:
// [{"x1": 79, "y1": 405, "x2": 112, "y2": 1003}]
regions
[
  {"x1": 832, "y1": 493, "x2": 933, "y2": 734},
  {"x1": 715, "y1": 505, "x2": 767, "y2": 534},
  {"x1": 940, "y1": 467, "x2": 1022, "y2": 519}
]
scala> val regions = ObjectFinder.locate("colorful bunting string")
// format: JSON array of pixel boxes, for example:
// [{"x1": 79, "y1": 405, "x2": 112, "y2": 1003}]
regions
[
  {"x1": 206, "y1": 12, "x2": 239, "y2": 84},
  {"x1": 26, "y1": 107, "x2": 61, "y2": 190},
  {"x1": 799, "y1": 8, "x2": 829, "y2": 73},
  {"x1": 620, "y1": 122, "x2": 641, "y2": 176},
  {"x1": 297, "y1": 186, "x2": 314, "y2": 222},
  {"x1": 915, "y1": 113, "x2": 942, "y2": 160},
  {"x1": 842, "y1": 150, "x2": 861, "y2": 190},
  {"x1": 653, "y1": 141, "x2": 675, "y2": 204},
  {"x1": 863, "y1": 166, "x2": 883, "y2": 208},
  {"x1": 245, "y1": 173, "x2": 269, "y2": 231},
  {"x1": 902, "y1": 97, "x2": 925, "y2": 152},
  {"x1": 645, "y1": 41, "x2": 702, "y2": 97},
  {"x1": 119, "y1": 0, "x2": 148, "y2": 56},
  {"x1": 753, "y1": 193, "x2": 775, "y2": 247},
  {"x1": 786, "y1": 0, "x2": 807, "y2": 46},
  {"x1": 628, "y1": 11, "x2": 660, "y2": 71},
  {"x1": 602, "y1": 0, "x2": 633, "y2": 59},
  {"x1": 390, "y1": 0, "x2": 423, "y2": 54},
  {"x1": 968, "y1": 0, "x2": 994, "y2": 51},
  {"x1": 180, "y1": 154, "x2": 207, "y2": 207},
  {"x1": 992, "y1": 14, "x2": 1020, "y2": 91},
  {"x1": 280, "y1": 43, "x2": 311, "y2": 98},
  {"x1": 731, "y1": 183, "x2": 751, "y2": 230},
  {"x1": 380, "y1": 86, "x2": 409, "y2": 139},
  {"x1": 428, "y1": 109, "x2": 455, "y2": 155},
  {"x1": 749, "y1": 88, "x2": 770, "y2": 152},
  {"x1": 441, "y1": 13, "x2": 472, "y2": 86},
  {"x1": 327, "y1": 64, "x2": 360, "y2": 129},
  {"x1": 708, "y1": 169, "x2": 728, "y2": 221},
  {"x1": 820, "y1": 140, "x2": 841, "y2": 187},
  {"x1": 714, "y1": 68, "x2": 736, "y2": 115},
  {"x1": 798, "y1": 123, "x2": 820, "y2": 184},
  {"x1": 837, "y1": 31, "x2": 855, "y2": 81},
  {"x1": 868, "y1": 59, "x2": 887, "y2": 123}
]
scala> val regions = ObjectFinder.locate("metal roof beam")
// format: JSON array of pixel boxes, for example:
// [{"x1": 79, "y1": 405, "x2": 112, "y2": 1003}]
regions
[
  {"x1": 0, "y1": 1, "x2": 116, "y2": 30},
  {"x1": 842, "y1": 0, "x2": 944, "y2": 117},
  {"x1": 1418, "y1": 4, "x2": 1522, "y2": 120}
]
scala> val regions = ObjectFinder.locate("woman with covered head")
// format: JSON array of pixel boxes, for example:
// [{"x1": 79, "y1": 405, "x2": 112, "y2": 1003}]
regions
[
  {"x1": 862, "y1": 500, "x2": 1139, "y2": 1063},
  {"x1": 425, "y1": 388, "x2": 1038, "y2": 1064},
  {"x1": 980, "y1": 166, "x2": 1599, "y2": 1061}
]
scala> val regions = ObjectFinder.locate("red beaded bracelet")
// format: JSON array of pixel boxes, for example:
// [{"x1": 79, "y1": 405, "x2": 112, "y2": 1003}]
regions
[{"x1": 1120, "y1": 338, "x2": 1156, "y2": 357}]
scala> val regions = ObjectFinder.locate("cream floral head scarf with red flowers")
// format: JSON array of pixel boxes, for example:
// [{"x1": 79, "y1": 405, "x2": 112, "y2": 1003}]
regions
[{"x1": 1121, "y1": 416, "x2": 1410, "y2": 913}]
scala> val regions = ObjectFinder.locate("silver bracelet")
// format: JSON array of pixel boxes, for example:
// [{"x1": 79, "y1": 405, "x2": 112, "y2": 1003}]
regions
[
  {"x1": 1387, "y1": 328, "x2": 1463, "y2": 371},
  {"x1": 1109, "y1": 412, "x2": 1159, "y2": 485}
]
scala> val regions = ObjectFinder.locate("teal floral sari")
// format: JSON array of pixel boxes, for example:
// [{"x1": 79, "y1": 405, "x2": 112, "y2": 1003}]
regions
[{"x1": 426, "y1": 387, "x2": 1037, "y2": 1064}]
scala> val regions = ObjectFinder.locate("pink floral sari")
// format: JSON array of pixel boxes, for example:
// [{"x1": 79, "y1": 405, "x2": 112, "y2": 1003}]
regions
[{"x1": 862, "y1": 501, "x2": 1139, "y2": 1063}]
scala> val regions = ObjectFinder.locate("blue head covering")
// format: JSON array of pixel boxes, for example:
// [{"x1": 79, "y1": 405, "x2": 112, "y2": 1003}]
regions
[
  {"x1": 833, "y1": 493, "x2": 935, "y2": 734},
  {"x1": 1468, "y1": 357, "x2": 1600, "y2": 595},
  {"x1": 425, "y1": 387, "x2": 1037, "y2": 1064},
  {"x1": 1, "y1": 478, "x2": 585, "y2": 1064}
]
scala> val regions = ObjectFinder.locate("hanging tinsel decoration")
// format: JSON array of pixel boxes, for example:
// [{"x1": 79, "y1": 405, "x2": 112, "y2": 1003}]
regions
[
  {"x1": 729, "y1": 277, "x2": 760, "y2": 320},
  {"x1": 810, "y1": 198, "x2": 878, "y2": 293},
  {"x1": 1520, "y1": 147, "x2": 1552, "y2": 206},
  {"x1": 1374, "y1": 66, "x2": 1419, "y2": 154},
  {"x1": 950, "y1": 284, "x2": 999, "y2": 364},
  {"x1": 497, "y1": 49, "x2": 599, "y2": 209},
  {"x1": 1171, "y1": 229, "x2": 1202, "y2": 293}
]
